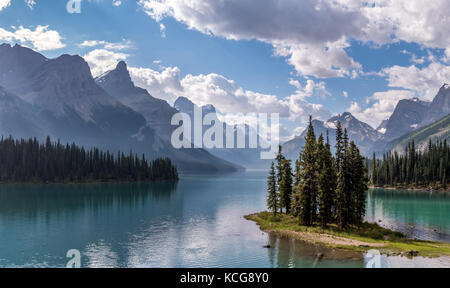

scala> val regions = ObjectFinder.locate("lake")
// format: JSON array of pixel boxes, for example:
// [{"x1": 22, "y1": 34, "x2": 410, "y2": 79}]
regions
[{"x1": 0, "y1": 171, "x2": 449, "y2": 268}]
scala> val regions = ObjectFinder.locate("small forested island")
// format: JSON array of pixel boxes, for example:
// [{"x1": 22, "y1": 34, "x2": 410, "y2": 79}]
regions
[
  {"x1": 370, "y1": 139, "x2": 449, "y2": 191},
  {"x1": 247, "y1": 117, "x2": 450, "y2": 257},
  {"x1": 0, "y1": 136, "x2": 179, "y2": 183}
]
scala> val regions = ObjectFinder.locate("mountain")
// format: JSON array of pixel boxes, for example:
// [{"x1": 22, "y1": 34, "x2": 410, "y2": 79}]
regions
[
  {"x1": 95, "y1": 61, "x2": 178, "y2": 142},
  {"x1": 283, "y1": 112, "x2": 384, "y2": 160},
  {"x1": 384, "y1": 85, "x2": 450, "y2": 141},
  {"x1": 174, "y1": 97, "x2": 271, "y2": 169},
  {"x1": 0, "y1": 85, "x2": 44, "y2": 139},
  {"x1": 388, "y1": 114, "x2": 450, "y2": 154},
  {"x1": 0, "y1": 44, "x2": 147, "y2": 145},
  {"x1": 424, "y1": 84, "x2": 450, "y2": 125},
  {"x1": 0, "y1": 44, "x2": 240, "y2": 173},
  {"x1": 383, "y1": 97, "x2": 430, "y2": 141}
]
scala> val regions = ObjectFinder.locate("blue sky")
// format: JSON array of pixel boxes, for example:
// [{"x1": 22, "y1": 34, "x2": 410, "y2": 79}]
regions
[{"x1": 1, "y1": 0, "x2": 449, "y2": 141}]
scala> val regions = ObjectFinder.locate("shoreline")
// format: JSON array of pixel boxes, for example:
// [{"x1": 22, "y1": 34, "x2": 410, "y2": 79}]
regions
[
  {"x1": 0, "y1": 179, "x2": 179, "y2": 185},
  {"x1": 369, "y1": 185, "x2": 450, "y2": 192},
  {"x1": 246, "y1": 212, "x2": 450, "y2": 258}
]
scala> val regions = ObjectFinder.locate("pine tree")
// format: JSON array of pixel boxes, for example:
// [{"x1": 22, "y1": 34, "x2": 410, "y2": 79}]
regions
[
  {"x1": 279, "y1": 159, "x2": 293, "y2": 214},
  {"x1": 336, "y1": 161, "x2": 346, "y2": 230},
  {"x1": 335, "y1": 120, "x2": 344, "y2": 169},
  {"x1": 291, "y1": 158, "x2": 302, "y2": 217},
  {"x1": 267, "y1": 162, "x2": 278, "y2": 215},
  {"x1": 349, "y1": 142, "x2": 367, "y2": 226},
  {"x1": 318, "y1": 133, "x2": 336, "y2": 229},
  {"x1": 297, "y1": 116, "x2": 318, "y2": 226},
  {"x1": 275, "y1": 145, "x2": 285, "y2": 213},
  {"x1": 0, "y1": 136, "x2": 179, "y2": 183}
]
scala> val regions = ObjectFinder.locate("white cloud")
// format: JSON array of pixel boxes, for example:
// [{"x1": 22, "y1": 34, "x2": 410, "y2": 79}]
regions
[
  {"x1": 129, "y1": 66, "x2": 183, "y2": 103},
  {"x1": 0, "y1": 25, "x2": 65, "y2": 51},
  {"x1": 83, "y1": 49, "x2": 129, "y2": 77},
  {"x1": 159, "y1": 23, "x2": 166, "y2": 38},
  {"x1": 348, "y1": 90, "x2": 415, "y2": 128},
  {"x1": 0, "y1": 0, "x2": 11, "y2": 11},
  {"x1": 79, "y1": 39, "x2": 132, "y2": 50},
  {"x1": 138, "y1": 0, "x2": 365, "y2": 79},
  {"x1": 129, "y1": 64, "x2": 330, "y2": 122},
  {"x1": 181, "y1": 73, "x2": 290, "y2": 116},
  {"x1": 382, "y1": 62, "x2": 450, "y2": 101},
  {"x1": 25, "y1": 0, "x2": 35, "y2": 9},
  {"x1": 113, "y1": 0, "x2": 122, "y2": 6},
  {"x1": 289, "y1": 78, "x2": 330, "y2": 100},
  {"x1": 138, "y1": 0, "x2": 450, "y2": 80}
]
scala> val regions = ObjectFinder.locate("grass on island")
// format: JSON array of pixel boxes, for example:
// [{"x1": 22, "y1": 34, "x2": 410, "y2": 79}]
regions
[{"x1": 246, "y1": 212, "x2": 450, "y2": 258}]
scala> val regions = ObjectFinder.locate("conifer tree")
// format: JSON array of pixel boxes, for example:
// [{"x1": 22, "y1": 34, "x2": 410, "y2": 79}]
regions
[
  {"x1": 335, "y1": 120, "x2": 344, "y2": 169},
  {"x1": 371, "y1": 152, "x2": 377, "y2": 185},
  {"x1": 336, "y1": 161, "x2": 346, "y2": 230},
  {"x1": 279, "y1": 159, "x2": 293, "y2": 214},
  {"x1": 370, "y1": 139, "x2": 449, "y2": 189},
  {"x1": 275, "y1": 145, "x2": 285, "y2": 213},
  {"x1": 0, "y1": 136, "x2": 179, "y2": 183},
  {"x1": 349, "y1": 142, "x2": 367, "y2": 226},
  {"x1": 291, "y1": 158, "x2": 302, "y2": 217},
  {"x1": 267, "y1": 162, "x2": 278, "y2": 215},
  {"x1": 297, "y1": 116, "x2": 318, "y2": 226},
  {"x1": 318, "y1": 133, "x2": 336, "y2": 229}
]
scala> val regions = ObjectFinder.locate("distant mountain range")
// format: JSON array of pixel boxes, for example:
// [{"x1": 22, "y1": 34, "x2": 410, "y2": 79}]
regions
[
  {"x1": 0, "y1": 43, "x2": 448, "y2": 170},
  {"x1": 174, "y1": 96, "x2": 271, "y2": 169},
  {"x1": 283, "y1": 112, "x2": 384, "y2": 160},
  {"x1": 388, "y1": 114, "x2": 450, "y2": 154},
  {"x1": 283, "y1": 85, "x2": 450, "y2": 160},
  {"x1": 0, "y1": 44, "x2": 240, "y2": 173}
]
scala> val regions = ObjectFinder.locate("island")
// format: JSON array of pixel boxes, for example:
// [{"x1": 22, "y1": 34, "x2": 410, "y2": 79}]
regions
[
  {"x1": 248, "y1": 118, "x2": 450, "y2": 258},
  {"x1": 246, "y1": 212, "x2": 450, "y2": 258}
]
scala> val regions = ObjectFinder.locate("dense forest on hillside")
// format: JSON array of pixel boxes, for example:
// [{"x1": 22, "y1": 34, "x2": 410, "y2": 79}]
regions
[
  {"x1": 267, "y1": 117, "x2": 368, "y2": 230},
  {"x1": 370, "y1": 139, "x2": 449, "y2": 190},
  {"x1": 0, "y1": 136, "x2": 179, "y2": 183}
]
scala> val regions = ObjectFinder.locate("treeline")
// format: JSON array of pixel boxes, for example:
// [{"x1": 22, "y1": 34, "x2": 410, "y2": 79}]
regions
[
  {"x1": 370, "y1": 139, "x2": 449, "y2": 189},
  {"x1": 267, "y1": 117, "x2": 368, "y2": 229},
  {"x1": 0, "y1": 136, "x2": 179, "y2": 183}
]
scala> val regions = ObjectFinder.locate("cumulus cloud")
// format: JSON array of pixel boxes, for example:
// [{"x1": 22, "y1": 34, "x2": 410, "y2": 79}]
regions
[
  {"x1": 138, "y1": 0, "x2": 365, "y2": 79},
  {"x1": 181, "y1": 73, "x2": 290, "y2": 116},
  {"x1": 138, "y1": 0, "x2": 450, "y2": 80},
  {"x1": 289, "y1": 78, "x2": 330, "y2": 100},
  {"x1": 129, "y1": 64, "x2": 330, "y2": 122},
  {"x1": 382, "y1": 62, "x2": 450, "y2": 101},
  {"x1": 129, "y1": 66, "x2": 183, "y2": 103},
  {"x1": 0, "y1": 0, "x2": 11, "y2": 11},
  {"x1": 0, "y1": 25, "x2": 65, "y2": 51},
  {"x1": 83, "y1": 49, "x2": 129, "y2": 77}
]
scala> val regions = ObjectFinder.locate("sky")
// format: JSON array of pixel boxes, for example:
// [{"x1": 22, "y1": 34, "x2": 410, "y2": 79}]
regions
[{"x1": 0, "y1": 0, "x2": 450, "y2": 141}]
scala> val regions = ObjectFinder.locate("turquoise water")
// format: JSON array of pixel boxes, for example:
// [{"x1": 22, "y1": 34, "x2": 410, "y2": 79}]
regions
[{"x1": 0, "y1": 171, "x2": 449, "y2": 268}]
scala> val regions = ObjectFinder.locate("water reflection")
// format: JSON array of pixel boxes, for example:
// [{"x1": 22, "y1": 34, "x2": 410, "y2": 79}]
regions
[
  {"x1": 366, "y1": 189, "x2": 450, "y2": 242},
  {"x1": 0, "y1": 174, "x2": 449, "y2": 268},
  {"x1": 266, "y1": 233, "x2": 365, "y2": 268}
]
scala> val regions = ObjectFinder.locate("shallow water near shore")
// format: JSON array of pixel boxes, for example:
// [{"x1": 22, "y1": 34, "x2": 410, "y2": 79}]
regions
[{"x1": 0, "y1": 171, "x2": 449, "y2": 268}]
